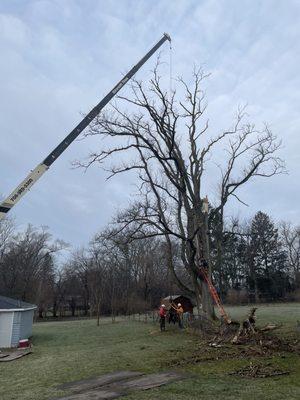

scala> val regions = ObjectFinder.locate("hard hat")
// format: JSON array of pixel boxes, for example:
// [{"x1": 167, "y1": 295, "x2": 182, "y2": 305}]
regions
[
  {"x1": 178, "y1": 303, "x2": 181, "y2": 306},
  {"x1": 161, "y1": 304, "x2": 165, "y2": 307}
]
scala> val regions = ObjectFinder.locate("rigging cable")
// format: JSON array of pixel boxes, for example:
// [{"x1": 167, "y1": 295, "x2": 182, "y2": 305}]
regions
[{"x1": 169, "y1": 38, "x2": 173, "y2": 101}]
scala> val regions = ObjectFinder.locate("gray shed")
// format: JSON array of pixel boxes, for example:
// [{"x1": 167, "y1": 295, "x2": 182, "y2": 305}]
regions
[{"x1": 0, "y1": 295, "x2": 37, "y2": 348}]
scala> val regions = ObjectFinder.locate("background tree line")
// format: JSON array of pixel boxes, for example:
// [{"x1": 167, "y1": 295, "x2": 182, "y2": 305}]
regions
[
  {"x1": 209, "y1": 210, "x2": 300, "y2": 303},
  {"x1": 0, "y1": 209, "x2": 299, "y2": 320}
]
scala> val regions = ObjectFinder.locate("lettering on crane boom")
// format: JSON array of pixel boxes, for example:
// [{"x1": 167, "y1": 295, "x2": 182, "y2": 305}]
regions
[
  {"x1": 112, "y1": 77, "x2": 129, "y2": 95},
  {"x1": 10, "y1": 178, "x2": 33, "y2": 202}
]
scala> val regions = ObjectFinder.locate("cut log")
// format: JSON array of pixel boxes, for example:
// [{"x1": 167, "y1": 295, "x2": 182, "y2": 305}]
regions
[
  {"x1": 260, "y1": 323, "x2": 281, "y2": 332},
  {"x1": 232, "y1": 308, "x2": 257, "y2": 344}
]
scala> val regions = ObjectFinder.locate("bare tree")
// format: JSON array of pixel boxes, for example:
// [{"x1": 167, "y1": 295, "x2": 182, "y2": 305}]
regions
[
  {"x1": 79, "y1": 66, "x2": 285, "y2": 319},
  {"x1": 52, "y1": 270, "x2": 67, "y2": 318},
  {"x1": 0, "y1": 224, "x2": 67, "y2": 308},
  {"x1": 65, "y1": 249, "x2": 92, "y2": 316},
  {"x1": 0, "y1": 217, "x2": 14, "y2": 260},
  {"x1": 280, "y1": 221, "x2": 300, "y2": 279},
  {"x1": 88, "y1": 243, "x2": 108, "y2": 326},
  {"x1": 95, "y1": 227, "x2": 176, "y2": 316}
]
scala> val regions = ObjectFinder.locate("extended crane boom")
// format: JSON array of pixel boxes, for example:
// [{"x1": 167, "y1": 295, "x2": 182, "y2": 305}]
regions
[{"x1": 0, "y1": 33, "x2": 171, "y2": 220}]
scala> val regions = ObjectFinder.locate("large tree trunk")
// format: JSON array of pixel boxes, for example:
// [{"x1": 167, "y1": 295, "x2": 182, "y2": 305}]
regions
[
  {"x1": 249, "y1": 261, "x2": 258, "y2": 303},
  {"x1": 96, "y1": 301, "x2": 100, "y2": 326},
  {"x1": 216, "y1": 235, "x2": 225, "y2": 298},
  {"x1": 53, "y1": 300, "x2": 57, "y2": 317},
  {"x1": 199, "y1": 210, "x2": 216, "y2": 320},
  {"x1": 200, "y1": 280, "x2": 215, "y2": 318},
  {"x1": 192, "y1": 274, "x2": 202, "y2": 315}
]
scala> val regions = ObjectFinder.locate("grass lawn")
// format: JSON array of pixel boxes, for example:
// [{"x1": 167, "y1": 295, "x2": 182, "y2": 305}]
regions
[{"x1": 0, "y1": 303, "x2": 299, "y2": 400}]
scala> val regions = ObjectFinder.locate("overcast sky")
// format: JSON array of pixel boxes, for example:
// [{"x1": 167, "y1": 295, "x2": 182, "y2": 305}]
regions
[{"x1": 0, "y1": 0, "x2": 299, "y2": 250}]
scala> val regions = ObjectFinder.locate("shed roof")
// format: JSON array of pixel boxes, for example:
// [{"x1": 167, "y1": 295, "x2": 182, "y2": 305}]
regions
[
  {"x1": 162, "y1": 295, "x2": 182, "y2": 301},
  {"x1": 0, "y1": 295, "x2": 36, "y2": 311},
  {"x1": 162, "y1": 295, "x2": 196, "y2": 307}
]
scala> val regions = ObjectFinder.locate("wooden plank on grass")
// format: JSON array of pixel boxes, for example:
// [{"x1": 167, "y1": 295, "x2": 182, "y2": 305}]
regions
[
  {"x1": 55, "y1": 371, "x2": 187, "y2": 399},
  {"x1": 58, "y1": 371, "x2": 143, "y2": 393},
  {"x1": 54, "y1": 389, "x2": 122, "y2": 400},
  {"x1": 116, "y1": 371, "x2": 185, "y2": 390},
  {"x1": 0, "y1": 350, "x2": 32, "y2": 362}
]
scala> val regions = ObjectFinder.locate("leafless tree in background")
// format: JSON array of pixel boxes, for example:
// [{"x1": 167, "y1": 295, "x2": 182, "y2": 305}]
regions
[
  {"x1": 280, "y1": 222, "x2": 300, "y2": 279},
  {"x1": 0, "y1": 224, "x2": 67, "y2": 314},
  {"x1": 0, "y1": 217, "x2": 14, "y2": 261},
  {"x1": 93, "y1": 228, "x2": 176, "y2": 315}
]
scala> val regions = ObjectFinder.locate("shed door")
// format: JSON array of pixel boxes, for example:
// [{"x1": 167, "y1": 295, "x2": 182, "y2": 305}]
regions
[
  {"x1": 20, "y1": 310, "x2": 34, "y2": 339},
  {"x1": 0, "y1": 312, "x2": 14, "y2": 348},
  {"x1": 11, "y1": 311, "x2": 22, "y2": 346}
]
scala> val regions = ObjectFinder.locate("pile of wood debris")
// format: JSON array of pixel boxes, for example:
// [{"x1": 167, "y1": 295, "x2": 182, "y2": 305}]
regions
[
  {"x1": 169, "y1": 308, "x2": 300, "y2": 367},
  {"x1": 231, "y1": 307, "x2": 280, "y2": 344},
  {"x1": 209, "y1": 307, "x2": 292, "y2": 347}
]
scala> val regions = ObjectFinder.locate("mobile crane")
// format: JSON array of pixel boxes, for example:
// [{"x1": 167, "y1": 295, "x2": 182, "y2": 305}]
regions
[
  {"x1": 0, "y1": 33, "x2": 171, "y2": 220},
  {"x1": 0, "y1": 33, "x2": 231, "y2": 325}
]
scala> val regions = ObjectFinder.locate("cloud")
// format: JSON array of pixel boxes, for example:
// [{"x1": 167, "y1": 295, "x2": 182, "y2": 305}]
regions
[{"x1": 0, "y1": 0, "x2": 299, "y2": 249}]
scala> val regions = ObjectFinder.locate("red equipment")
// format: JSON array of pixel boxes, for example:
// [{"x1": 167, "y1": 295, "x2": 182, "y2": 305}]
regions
[
  {"x1": 19, "y1": 339, "x2": 30, "y2": 348},
  {"x1": 198, "y1": 267, "x2": 231, "y2": 324}
]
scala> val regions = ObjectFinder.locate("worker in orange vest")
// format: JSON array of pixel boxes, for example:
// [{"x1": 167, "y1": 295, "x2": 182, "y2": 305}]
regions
[{"x1": 172, "y1": 303, "x2": 184, "y2": 328}]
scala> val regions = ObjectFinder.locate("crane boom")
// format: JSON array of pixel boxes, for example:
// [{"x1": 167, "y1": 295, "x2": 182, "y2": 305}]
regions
[{"x1": 0, "y1": 33, "x2": 171, "y2": 220}]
